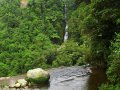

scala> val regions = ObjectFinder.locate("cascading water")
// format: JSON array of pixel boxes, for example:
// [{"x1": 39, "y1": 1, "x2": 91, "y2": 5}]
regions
[{"x1": 64, "y1": 4, "x2": 69, "y2": 42}]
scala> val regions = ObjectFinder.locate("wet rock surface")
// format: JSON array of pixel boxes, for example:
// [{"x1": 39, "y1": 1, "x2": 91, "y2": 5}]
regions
[{"x1": 49, "y1": 66, "x2": 90, "y2": 90}]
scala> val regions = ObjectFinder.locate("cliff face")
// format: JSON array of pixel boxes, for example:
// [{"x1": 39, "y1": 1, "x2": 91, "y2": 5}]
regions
[{"x1": 20, "y1": 0, "x2": 28, "y2": 8}]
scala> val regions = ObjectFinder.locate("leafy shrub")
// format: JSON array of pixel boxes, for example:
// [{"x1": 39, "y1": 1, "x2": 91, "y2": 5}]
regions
[
  {"x1": 53, "y1": 41, "x2": 90, "y2": 67},
  {"x1": 100, "y1": 33, "x2": 120, "y2": 90},
  {"x1": 99, "y1": 84, "x2": 120, "y2": 90},
  {"x1": 107, "y1": 33, "x2": 120, "y2": 83},
  {"x1": 0, "y1": 62, "x2": 9, "y2": 77}
]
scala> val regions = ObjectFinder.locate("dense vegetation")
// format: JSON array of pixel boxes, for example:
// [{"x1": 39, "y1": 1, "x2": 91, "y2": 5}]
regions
[
  {"x1": 0, "y1": 0, "x2": 80, "y2": 76},
  {"x1": 68, "y1": 0, "x2": 120, "y2": 89},
  {"x1": 0, "y1": 0, "x2": 120, "y2": 89}
]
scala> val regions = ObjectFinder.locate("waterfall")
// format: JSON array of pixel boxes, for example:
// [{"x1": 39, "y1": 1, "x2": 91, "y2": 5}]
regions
[{"x1": 64, "y1": 4, "x2": 69, "y2": 42}]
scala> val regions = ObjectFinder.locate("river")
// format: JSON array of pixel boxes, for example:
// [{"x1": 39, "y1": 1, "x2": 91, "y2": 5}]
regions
[{"x1": 0, "y1": 65, "x2": 107, "y2": 90}]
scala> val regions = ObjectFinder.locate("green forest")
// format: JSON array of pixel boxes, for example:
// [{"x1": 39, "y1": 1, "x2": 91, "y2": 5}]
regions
[{"x1": 0, "y1": 0, "x2": 120, "y2": 89}]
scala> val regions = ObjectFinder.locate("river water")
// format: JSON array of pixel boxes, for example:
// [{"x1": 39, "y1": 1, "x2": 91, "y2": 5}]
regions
[
  {"x1": 0, "y1": 66, "x2": 107, "y2": 90},
  {"x1": 48, "y1": 66, "x2": 107, "y2": 90}
]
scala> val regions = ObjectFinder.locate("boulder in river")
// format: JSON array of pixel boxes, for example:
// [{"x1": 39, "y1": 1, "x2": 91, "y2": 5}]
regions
[{"x1": 26, "y1": 68, "x2": 50, "y2": 84}]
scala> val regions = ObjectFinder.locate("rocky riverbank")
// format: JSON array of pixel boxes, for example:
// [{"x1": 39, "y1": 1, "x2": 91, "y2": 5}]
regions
[{"x1": 0, "y1": 65, "x2": 105, "y2": 90}]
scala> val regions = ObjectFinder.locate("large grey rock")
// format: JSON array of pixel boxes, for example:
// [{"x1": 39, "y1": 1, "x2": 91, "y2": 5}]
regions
[{"x1": 48, "y1": 66, "x2": 90, "y2": 90}]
